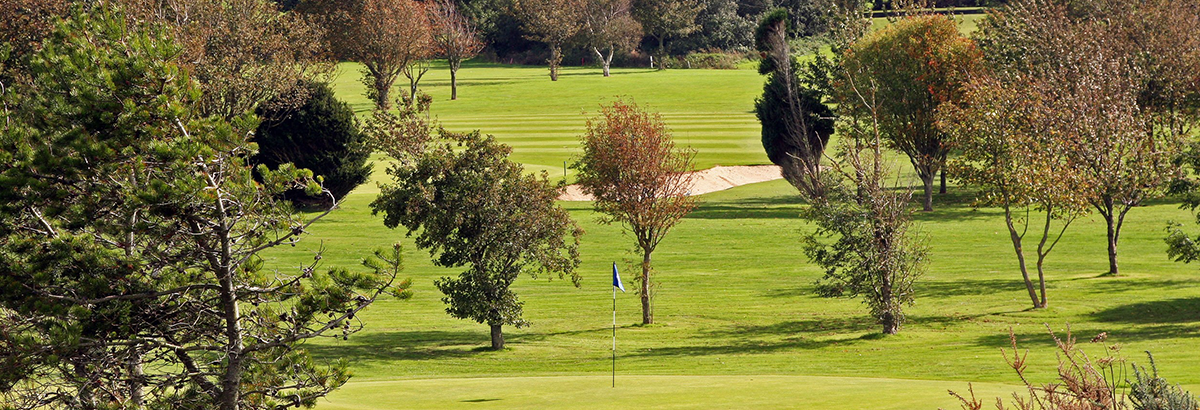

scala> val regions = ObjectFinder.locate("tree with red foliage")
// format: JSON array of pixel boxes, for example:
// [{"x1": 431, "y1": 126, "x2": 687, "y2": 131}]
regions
[
  {"x1": 430, "y1": 0, "x2": 483, "y2": 100},
  {"x1": 304, "y1": 0, "x2": 432, "y2": 109},
  {"x1": 572, "y1": 100, "x2": 696, "y2": 325}
]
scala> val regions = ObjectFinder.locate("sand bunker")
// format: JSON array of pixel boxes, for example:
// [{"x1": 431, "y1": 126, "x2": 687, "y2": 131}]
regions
[{"x1": 558, "y1": 165, "x2": 783, "y2": 201}]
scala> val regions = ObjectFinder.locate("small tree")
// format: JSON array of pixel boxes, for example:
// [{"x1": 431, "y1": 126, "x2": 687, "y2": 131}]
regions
[
  {"x1": 0, "y1": 7, "x2": 406, "y2": 410},
  {"x1": 835, "y1": 14, "x2": 981, "y2": 212},
  {"x1": 252, "y1": 80, "x2": 372, "y2": 206},
  {"x1": 305, "y1": 0, "x2": 432, "y2": 109},
  {"x1": 430, "y1": 0, "x2": 483, "y2": 100},
  {"x1": 513, "y1": 0, "x2": 585, "y2": 81},
  {"x1": 577, "y1": 0, "x2": 642, "y2": 77},
  {"x1": 573, "y1": 100, "x2": 696, "y2": 325},
  {"x1": 631, "y1": 0, "x2": 701, "y2": 69},
  {"x1": 754, "y1": 9, "x2": 835, "y2": 199},
  {"x1": 372, "y1": 130, "x2": 582, "y2": 350},
  {"x1": 804, "y1": 52, "x2": 928, "y2": 335},
  {"x1": 940, "y1": 76, "x2": 1091, "y2": 309}
]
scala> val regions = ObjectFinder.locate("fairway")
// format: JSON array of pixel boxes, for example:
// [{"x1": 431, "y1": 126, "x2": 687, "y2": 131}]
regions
[
  {"x1": 275, "y1": 23, "x2": 1200, "y2": 408},
  {"x1": 330, "y1": 62, "x2": 770, "y2": 174}
]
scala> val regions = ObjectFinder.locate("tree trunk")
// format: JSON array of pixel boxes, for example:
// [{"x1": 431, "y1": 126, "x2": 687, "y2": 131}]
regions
[
  {"x1": 593, "y1": 46, "x2": 611, "y2": 77},
  {"x1": 656, "y1": 36, "x2": 666, "y2": 71},
  {"x1": 450, "y1": 67, "x2": 458, "y2": 100},
  {"x1": 129, "y1": 348, "x2": 144, "y2": 409},
  {"x1": 1036, "y1": 254, "x2": 1048, "y2": 308},
  {"x1": 880, "y1": 270, "x2": 897, "y2": 334},
  {"x1": 1106, "y1": 216, "x2": 1119, "y2": 276},
  {"x1": 921, "y1": 173, "x2": 934, "y2": 212},
  {"x1": 1098, "y1": 197, "x2": 1119, "y2": 276},
  {"x1": 549, "y1": 44, "x2": 562, "y2": 81},
  {"x1": 1005, "y1": 207, "x2": 1043, "y2": 309},
  {"x1": 939, "y1": 168, "x2": 947, "y2": 194},
  {"x1": 640, "y1": 250, "x2": 653, "y2": 325},
  {"x1": 218, "y1": 225, "x2": 244, "y2": 410},
  {"x1": 881, "y1": 311, "x2": 898, "y2": 335},
  {"x1": 374, "y1": 80, "x2": 391, "y2": 110},
  {"x1": 218, "y1": 279, "x2": 244, "y2": 410},
  {"x1": 489, "y1": 323, "x2": 504, "y2": 350}
]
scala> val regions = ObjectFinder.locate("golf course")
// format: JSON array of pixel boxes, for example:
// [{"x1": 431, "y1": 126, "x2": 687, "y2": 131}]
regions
[{"x1": 257, "y1": 46, "x2": 1200, "y2": 408}]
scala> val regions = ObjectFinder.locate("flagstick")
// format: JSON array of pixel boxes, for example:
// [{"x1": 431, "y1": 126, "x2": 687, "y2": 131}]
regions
[{"x1": 612, "y1": 284, "x2": 616, "y2": 388}]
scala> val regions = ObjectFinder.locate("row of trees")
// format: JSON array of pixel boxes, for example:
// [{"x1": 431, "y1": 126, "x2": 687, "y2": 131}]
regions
[
  {"x1": 758, "y1": 0, "x2": 1200, "y2": 333},
  {"x1": 299, "y1": 0, "x2": 485, "y2": 107}
]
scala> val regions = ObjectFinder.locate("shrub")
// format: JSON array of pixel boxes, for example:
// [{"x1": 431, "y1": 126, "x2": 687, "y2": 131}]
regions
[
  {"x1": 252, "y1": 80, "x2": 372, "y2": 206},
  {"x1": 1129, "y1": 353, "x2": 1199, "y2": 410},
  {"x1": 682, "y1": 51, "x2": 742, "y2": 69}
]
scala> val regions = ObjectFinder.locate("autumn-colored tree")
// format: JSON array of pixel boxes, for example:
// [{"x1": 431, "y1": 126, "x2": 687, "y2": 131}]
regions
[
  {"x1": 0, "y1": 0, "x2": 68, "y2": 70},
  {"x1": 572, "y1": 100, "x2": 696, "y2": 325},
  {"x1": 119, "y1": 0, "x2": 331, "y2": 119},
  {"x1": 430, "y1": 0, "x2": 483, "y2": 100},
  {"x1": 836, "y1": 14, "x2": 981, "y2": 212},
  {"x1": 976, "y1": 0, "x2": 1194, "y2": 276},
  {"x1": 941, "y1": 76, "x2": 1091, "y2": 309},
  {"x1": 513, "y1": 0, "x2": 585, "y2": 81},
  {"x1": 303, "y1": 0, "x2": 432, "y2": 109},
  {"x1": 372, "y1": 130, "x2": 582, "y2": 350},
  {"x1": 632, "y1": 0, "x2": 701, "y2": 69},
  {"x1": 577, "y1": 0, "x2": 642, "y2": 77}
]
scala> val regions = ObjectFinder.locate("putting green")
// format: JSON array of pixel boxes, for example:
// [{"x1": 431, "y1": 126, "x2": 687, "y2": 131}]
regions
[{"x1": 315, "y1": 375, "x2": 1020, "y2": 410}]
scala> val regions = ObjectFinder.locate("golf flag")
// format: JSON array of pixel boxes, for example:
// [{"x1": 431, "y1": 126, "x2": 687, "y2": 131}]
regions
[{"x1": 612, "y1": 262, "x2": 625, "y2": 292}]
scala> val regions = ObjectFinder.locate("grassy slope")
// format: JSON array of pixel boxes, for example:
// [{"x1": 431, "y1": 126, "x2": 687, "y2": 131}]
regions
[{"x1": 266, "y1": 14, "x2": 1200, "y2": 409}]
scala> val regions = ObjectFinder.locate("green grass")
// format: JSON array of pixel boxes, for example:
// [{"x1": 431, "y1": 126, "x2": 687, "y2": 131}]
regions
[
  {"x1": 271, "y1": 167, "x2": 1200, "y2": 409},
  {"x1": 266, "y1": 25, "x2": 1200, "y2": 409},
  {"x1": 332, "y1": 62, "x2": 770, "y2": 176}
]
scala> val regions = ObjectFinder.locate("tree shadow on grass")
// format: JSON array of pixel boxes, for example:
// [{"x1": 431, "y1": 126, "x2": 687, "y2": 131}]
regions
[
  {"x1": 1092, "y1": 297, "x2": 1200, "y2": 324},
  {"x1": 686, "y1": 195, "x2": 807, "y2": 220},
  {"x1": 685, "y1": 204, "x2": 802, "y2": 220},
  {"x1": 305, "y1": 330, "x2": 493, "y2": 362},
  {"x1": 915, "y1": 279, "x2": 1021, "y2": 299},
  {"x1": 624, "y1": 317, "x2": 878, "y2": 358},
  {"x1": 626, "y1": 315, "x2": 965, "y2": 358},
  {"x1": 1070, "y1": 278, "x2": 1200, "y2": 296},
  {"x1": 766, "y1": 279, "x2": 1017, "y2": 300},
  {"x1": 974, "y1": 323, "x2": 1200, "y2": 350}
]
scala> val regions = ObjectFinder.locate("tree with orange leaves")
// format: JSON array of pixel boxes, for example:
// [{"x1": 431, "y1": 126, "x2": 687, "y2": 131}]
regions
[
  {"x1": 836, "y1": 14, "x2": 981, "y2": 212},
  {"x1": 572, "y1": 100, "x2": 696, "y2": 325}
]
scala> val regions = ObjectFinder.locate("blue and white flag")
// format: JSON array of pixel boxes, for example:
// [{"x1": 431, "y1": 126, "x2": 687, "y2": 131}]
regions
[{"x1": 612, "y1": 262, "x2": 625, "y2": 292}]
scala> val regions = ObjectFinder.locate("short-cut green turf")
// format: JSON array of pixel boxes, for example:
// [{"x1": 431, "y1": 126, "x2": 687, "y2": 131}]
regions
[
  {"x1": 263, "y1": 17, "x2": 1200, "y2": 408},
  {"x1": 331, "y1": 62, "x2": 769, "y2": 176}
]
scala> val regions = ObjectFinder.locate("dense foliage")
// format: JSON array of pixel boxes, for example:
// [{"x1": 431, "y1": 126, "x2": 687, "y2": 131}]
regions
[
  {"x1": 836, "y1": 14, "x2": 981, "y2": 212},
  {"x1": 252, "y1": 81, "x2": 372, "y2": 206},
  {"x1": 0, "y1": 6, "x2": 405, "y2": 410},
  {"x1": 754, "y1": 9, "x2": 835, "y2": 199},
  {"x1": 372, "y1": 130, "x2": 582, "y2": 350}
]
